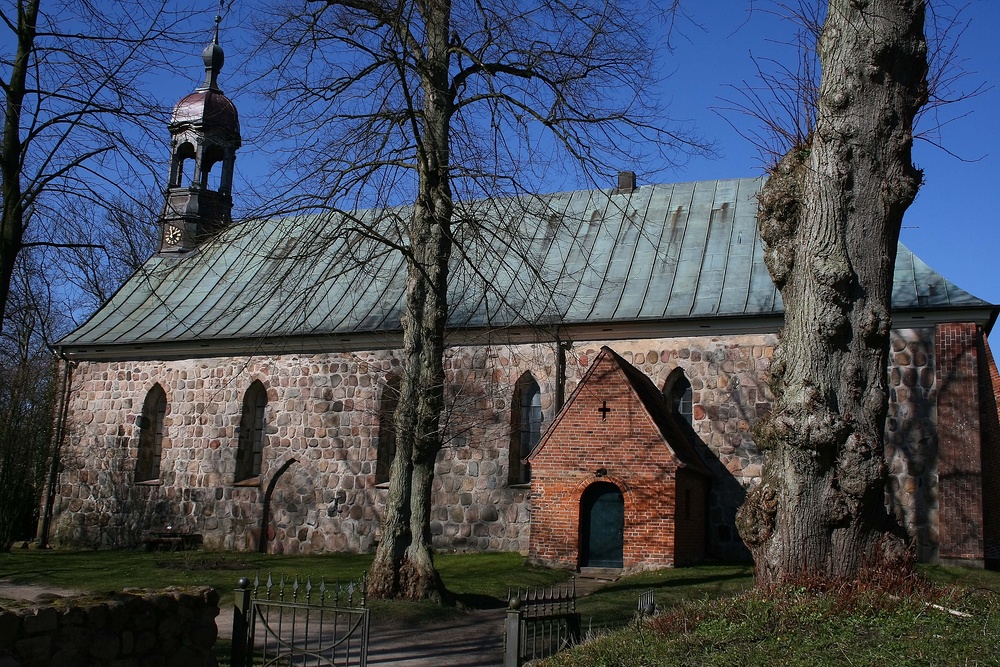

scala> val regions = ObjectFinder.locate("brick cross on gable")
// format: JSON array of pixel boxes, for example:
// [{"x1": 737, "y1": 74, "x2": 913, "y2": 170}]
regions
[{"x1": 598, "y1": 401, "x2": 611, "y2": 420}]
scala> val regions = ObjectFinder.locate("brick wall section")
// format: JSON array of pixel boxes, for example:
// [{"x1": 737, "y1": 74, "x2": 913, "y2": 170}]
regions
[
  {"x1": 673, "y1": 469, "x2": 709, "y2": 565},
  {"x1": 528, "y1": 348, "x2": 709, "y2": 572},
  {"x1": 977, "y1": 336, "x2": 1000, "y2": 565},
  {"x1": 935, "y1": 322, "x2": 984, "y2": 563}
]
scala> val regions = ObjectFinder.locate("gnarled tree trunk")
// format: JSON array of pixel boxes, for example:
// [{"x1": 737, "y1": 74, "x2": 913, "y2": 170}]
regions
[{"x1": 737, "y1": 0, "x2": 928, "y2": 586}]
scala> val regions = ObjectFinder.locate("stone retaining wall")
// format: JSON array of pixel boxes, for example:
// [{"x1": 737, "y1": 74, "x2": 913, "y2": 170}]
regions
[{"x1": 0, "y1": 587, "x2": 219, "y2": 667}]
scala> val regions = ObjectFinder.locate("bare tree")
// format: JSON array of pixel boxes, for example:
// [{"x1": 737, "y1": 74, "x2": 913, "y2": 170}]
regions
[
  {"x1": 256, "y1": 0, "x2": 707, "y2": 600},
  {"x1": 52, "y1": 193, "x2": 160, "y2": 318},
  {"x1": 0, "y1": 0, "x2": 200, "y2": 331},
  {"x1": 736, "y1": 0, "x2": 928, "y2": 585},
  {"x1": 0, "y1": 256, "x2": 62, "y2": 550}
]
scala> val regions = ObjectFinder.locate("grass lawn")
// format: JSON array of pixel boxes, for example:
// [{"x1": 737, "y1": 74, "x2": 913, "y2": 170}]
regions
[
  {"x1": 541, "y1": 565, "x2": 1000, "y2": 667},
  {"x1": 4, "y1": 549, "x2": 1000, "y2": 665},
  {"x1": 0, "y1": 549, "x2": 570, "y2": 617}
]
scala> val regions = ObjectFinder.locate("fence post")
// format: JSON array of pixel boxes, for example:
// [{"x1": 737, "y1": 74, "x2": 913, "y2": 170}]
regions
[
  {"x1": 504, "y1": 595, "x2": 523, "y2": 667},
  {"x1": 230, "y1": 577, "x2": 252, "y2": 667}
]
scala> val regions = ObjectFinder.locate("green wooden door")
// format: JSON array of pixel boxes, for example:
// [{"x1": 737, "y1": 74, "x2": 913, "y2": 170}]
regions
[{"x1": 581, "y1": 483, "x2": 624, "y2": 568}]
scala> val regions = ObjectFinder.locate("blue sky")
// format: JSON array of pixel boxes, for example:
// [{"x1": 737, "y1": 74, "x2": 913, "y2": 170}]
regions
[{"x1": 651, "y1": 1, "x2": 999, "y2": 312}]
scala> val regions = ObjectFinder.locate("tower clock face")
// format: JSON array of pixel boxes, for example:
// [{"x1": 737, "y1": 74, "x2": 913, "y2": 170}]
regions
[{"x1": 164, "y1": 225, "x2": 182, "y2": 246}]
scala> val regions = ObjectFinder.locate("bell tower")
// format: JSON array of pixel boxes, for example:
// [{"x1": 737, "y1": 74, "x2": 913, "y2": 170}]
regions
[{"x1": 159, "y1": 17, "x2": 241, "y2": 252}]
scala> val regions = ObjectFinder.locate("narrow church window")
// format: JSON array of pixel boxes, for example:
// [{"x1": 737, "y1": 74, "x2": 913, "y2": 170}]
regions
[
  {"x1": 136, "y1": 384, "x2": 166, "y2": 482},
  {"x1": 235, "y1": 381, "x2": 267, "y2": 482},
  {"x1": 668, "y1": 374, "x2": 693, "y2": 426},
  {"x1": 376, "y1": 376, "x2": 401, "y2": 485},
  {"x1": 510, "y1": 373, "x2": 542, "y2": 485}
]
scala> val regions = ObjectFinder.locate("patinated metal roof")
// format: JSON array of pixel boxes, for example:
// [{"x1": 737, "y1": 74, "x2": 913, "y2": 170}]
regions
[{"x1": 60, "y1": 177, "x2": 993, "y2": 352}]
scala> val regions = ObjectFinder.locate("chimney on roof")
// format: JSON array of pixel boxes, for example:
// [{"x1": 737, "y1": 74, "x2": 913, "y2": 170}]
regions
[{"x1": 617, "y1": 171, "x2": 636, "y2": 194}]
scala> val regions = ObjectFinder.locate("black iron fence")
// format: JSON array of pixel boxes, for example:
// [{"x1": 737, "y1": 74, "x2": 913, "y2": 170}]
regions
[
  {"x1": 504, "y1": 578, "x2": 580, "y2": 667},
  {"x1": 231, "y1": 573, "x2": 370, "y2": 667}
]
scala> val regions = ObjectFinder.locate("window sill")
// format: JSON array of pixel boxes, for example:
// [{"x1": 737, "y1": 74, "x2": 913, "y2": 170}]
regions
[
  {"x1": 509, "y1": 482, "x2": 532, "y2": 489},
  {"x1": 234, "y1": 476, "x2": 261, "y2": 487},
  {"x1": 135, "y1": 479, "x2": 162, "y2": 486},
  {"x1": 375, "y1": 482, "x2": 390, "y2": 489}
]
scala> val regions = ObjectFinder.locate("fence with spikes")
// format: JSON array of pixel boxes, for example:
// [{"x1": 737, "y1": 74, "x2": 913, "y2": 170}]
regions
[
  {"x1": 504, "y1": 578, "x2": 580, "y2": 666},
  {"x1": 231, "y1": 573, "x2": 369, "y2": 667}
]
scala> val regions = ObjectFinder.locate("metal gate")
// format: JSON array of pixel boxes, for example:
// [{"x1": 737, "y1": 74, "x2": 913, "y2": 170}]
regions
[
  {"x1": 231, "y1": 573, "x2": 370, "y2": 667},
  {"x1": 504, "y1": 578, "x2": 580, "y2": 667}
]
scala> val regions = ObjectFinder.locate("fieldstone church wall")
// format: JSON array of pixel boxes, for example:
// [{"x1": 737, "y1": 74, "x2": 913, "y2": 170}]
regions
[{"x1": 49, "y1": 327, "x2": 947, "y2": 565}]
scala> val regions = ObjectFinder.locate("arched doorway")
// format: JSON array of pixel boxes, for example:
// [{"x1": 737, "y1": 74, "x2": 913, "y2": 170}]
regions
[{"x1": 580, "y1": 482, "x2": 624, "y2": 568}]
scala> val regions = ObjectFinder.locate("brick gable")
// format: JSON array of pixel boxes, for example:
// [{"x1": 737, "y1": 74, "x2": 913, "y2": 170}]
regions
[{"x1": 528, "y1": 346, "x2": 708, "y2": 571}]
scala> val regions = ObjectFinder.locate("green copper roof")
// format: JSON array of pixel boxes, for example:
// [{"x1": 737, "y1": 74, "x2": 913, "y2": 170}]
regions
[{"x1": 60, "y1": 177, "x2": 993, "y2": 352}]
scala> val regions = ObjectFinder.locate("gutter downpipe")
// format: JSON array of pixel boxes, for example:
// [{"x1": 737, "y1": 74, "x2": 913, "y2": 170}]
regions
[
  {"x1": 38, "y1": 348, "x2": 75, "y2": 548},
  {"x1": 553, "y1": 326, "x2": 571, "y2": 413}
]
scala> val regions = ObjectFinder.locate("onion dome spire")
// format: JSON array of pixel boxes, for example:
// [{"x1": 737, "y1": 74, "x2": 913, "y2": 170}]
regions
[
  {"x1": 199, "y1": 10, "x2": 225, "y2": 92},
  {"x1": 158, "y1": 2, "x2": 241, "y2": 253}
]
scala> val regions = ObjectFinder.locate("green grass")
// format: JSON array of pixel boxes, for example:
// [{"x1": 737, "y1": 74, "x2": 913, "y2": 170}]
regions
[
  {"x1": 576, "y1": 565, "x2": 754, "y2": 632},
  {"x1": 7, "y1": 550, "x2": 1000, "y2": 665},
  {"x1": 0, "y1": 549, "x2": 568, "y2": 616},
  {"x1": 541, "y1": 565, "x2": 1000, "y2": 667}
]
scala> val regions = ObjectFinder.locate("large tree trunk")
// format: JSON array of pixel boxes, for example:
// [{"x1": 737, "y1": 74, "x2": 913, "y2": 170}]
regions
[
  {"x1": 737, "y1": 0, "x2": 927, "y2": 586},
  {"x1": 367, "y1": 0, "x2": 453, "y2": 601}
]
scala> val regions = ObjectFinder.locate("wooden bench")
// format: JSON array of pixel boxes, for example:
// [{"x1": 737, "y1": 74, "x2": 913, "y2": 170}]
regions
[{"x1": 143, "y1": 530, "x2": 203, "y2": 551}]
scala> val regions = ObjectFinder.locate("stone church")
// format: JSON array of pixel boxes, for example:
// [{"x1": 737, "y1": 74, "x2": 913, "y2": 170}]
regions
[{"x1": 41, "y1": 38, "x2": 1000, "y2": 571}]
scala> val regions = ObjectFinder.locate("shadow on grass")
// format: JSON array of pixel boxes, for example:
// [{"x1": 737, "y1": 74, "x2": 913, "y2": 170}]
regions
[
  {"x1": 577, "y1": 565, "x2": 755, "y2": 631},
  {"x1": 451, "y1": 591, "x2": 506, "y2": 610},
  {"x1": 596, "y1": 568, "x2": 754, "y2": 595}
]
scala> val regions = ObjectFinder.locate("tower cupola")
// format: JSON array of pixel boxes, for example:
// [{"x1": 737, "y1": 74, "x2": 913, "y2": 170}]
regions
[{"x1": 159, "y1": 18, "x2": 241, "y2": 252}]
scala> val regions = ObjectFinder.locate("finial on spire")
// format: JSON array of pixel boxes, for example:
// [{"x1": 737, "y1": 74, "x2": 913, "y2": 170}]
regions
[
  {"x1": 199, "y1": 1, "x2": 227, "y2": 93},
  {"x1": 213, "y1": 0, "x2": 223, "y2": 45}
]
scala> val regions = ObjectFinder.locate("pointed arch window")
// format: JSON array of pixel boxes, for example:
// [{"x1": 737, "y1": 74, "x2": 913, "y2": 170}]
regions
[
  {"x1": 666, "y1": 371, "x2": 693, "y2": 426},
  {"x1": 235, "y1": 381, "x2": 268, "y2": 482},
  {"x1": 510, "y1": 373, "x2": 542, "y2": 485},
  {"x1": 136, "y1": 384, "x2": 167, "y2": 482},
  {"x1": 376, "y1": 376, "x2": 401, "y2": 485}
]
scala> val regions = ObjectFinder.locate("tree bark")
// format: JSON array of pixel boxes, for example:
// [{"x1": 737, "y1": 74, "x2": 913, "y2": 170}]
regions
[
  {"x1": 367, "y1": 0, "x2": 453, "y2": 602},
  {"x1": 0, "y1": 0, "x2": 39, "y2": 330},
  {"x1": 737, "y1": 0, "x2": 927, "y2": 585}
]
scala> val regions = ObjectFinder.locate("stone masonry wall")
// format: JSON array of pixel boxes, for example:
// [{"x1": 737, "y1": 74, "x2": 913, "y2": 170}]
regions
[
  {"x1": 885, "y1": 327, "x2": 940, "y2": 561},
  {"x1": 50, "y1": 344, "x2": 558, "y2": 555},
  {"x1": 50, "y1": 328, "x2": 947, "y2": 564},
  {"x1": 0, "y1": 587, "x2": 219, "y2": 667}
]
